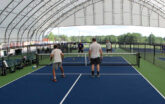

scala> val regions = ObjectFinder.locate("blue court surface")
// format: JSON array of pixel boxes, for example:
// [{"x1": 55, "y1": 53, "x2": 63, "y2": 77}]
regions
[
  {"x1": 159, "y1": 57, "x2": 165, "y2": 61},
  {"x1": 0, "y1": 62, "x2": 165, "y2": 104},
  {"x1": 84, "y1": 47, "x2": 115, "y2": 52}
]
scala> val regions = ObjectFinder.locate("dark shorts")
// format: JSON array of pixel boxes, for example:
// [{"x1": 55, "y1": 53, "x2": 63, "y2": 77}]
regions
[
  {"x1": 163, "y1": 48, "x2": 165, "y2": 52},
  {"x1": 78, "y1": 49, "x2": 83, "y2": 53},
  {"x1": 106, "y1": 49, "x2": 112, "y2": 53},
  {"x1": 90, "y1": 57, "x2": 101, "y2": 65}
]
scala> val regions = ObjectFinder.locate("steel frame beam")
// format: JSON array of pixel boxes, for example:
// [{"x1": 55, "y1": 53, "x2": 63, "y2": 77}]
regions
[
  {"x1": 19, "y1": 0, "x2": 65, "y2": 42},
  {"x1": 0, "y1": 0, "x2": 14, "y2": 16},
  {"x1": 33, "y1": 0, "x2": 79, "y2": 40},
  {"x1": 28, "y1": 0, "x2": 81, "y2": 41},
  {"x1": 0, "y1": 0, "x2": 23, "y2": 25},
  {"x1": 131, "y1": 0, "x2": 165, "y2": 19},
  {"x1": 1, "y1": 0, "x2": 165, "y2": 43},
  {"x1": 7, "y1": 0, "x2": 43, "y2": 43},
  {"x1": 37, "y1": 0, "x2": 103, "y2": 41},
  {"x1": 4, "y1": 0, "x2": 35, "y2": 44},
  {"x1": 19, "y1": 0, "x2": 61, "y2": 42}
]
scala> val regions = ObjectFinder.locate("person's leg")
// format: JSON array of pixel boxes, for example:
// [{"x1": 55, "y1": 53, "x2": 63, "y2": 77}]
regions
[
  {"x1": 96, "y1": 64, "x2": 100, "y2": 77},
  {"x1": 81, "y1": 50, "x2": 83, "y2": 53},
  {"x1": 90, "y1": 58, "x2": 95, "y2": 77},
  {"x1": 96, "y1": 57, "x2": 100, "y2": 77},
  {"x1": 52, "y1": 63, "x2": 57, "y2": 82},
  {"x1": 52, "y1": 69, "x2": 56, "y2": 80},
  {"x1": 78, "y1": 49, "x2": 81, "y2": 53},
  {"x1": 91, "y1": 64, "x2": 95, "y2": 77},
  {"x1": 107, "y1": 49, "x2": 111, "y2": 53},
  {"x1": 59, "y1": 63, "x2": 65, "y2": 77}
]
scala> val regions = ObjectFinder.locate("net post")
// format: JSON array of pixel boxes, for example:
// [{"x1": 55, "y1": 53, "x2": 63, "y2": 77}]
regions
[
  {"x1": 130, "y1": 43, "x2": 132, "y2": 52},
  {"x1": 138, "y1": 43, "x2": 140, "y2": 53},
  {"x1": 153, "y1": 45, "x2": 156, "y2": 64},
  {"x1": 85, "y1": 53, "x2": 87, "y2": 66},
  {"x1": 36, "y1": 54, "x2": 39, "y2": 67},
  {"x1": 137, "y1": 53, "x2": 141, "y2": 68},
  {"x1": 144, "y1": 43, "x2": 146, "y2": 60}
]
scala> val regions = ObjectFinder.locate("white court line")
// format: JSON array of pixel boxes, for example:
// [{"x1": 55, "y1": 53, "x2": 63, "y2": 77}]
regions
[
  {"x1": 0, "y1": 66, "x2": 46, "y2": 89},
  {"x1": 123, "y1": 57, "x2": 165, "y2": 100},
  {"x1": 60, "y1": 74, "x2": 82, "y2": 104},
  {"x1": 30, "y1": 73, "x2": 140, "y2": 76}
]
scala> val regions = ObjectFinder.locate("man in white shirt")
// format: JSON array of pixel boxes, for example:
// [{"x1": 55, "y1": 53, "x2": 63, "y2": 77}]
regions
[
  {"x1": 50, "y1": 45, "x2": 65, "y2": 82},
  {"x1": 89, "y1": 38, "x2": 103, "y2": 77},
  {"x1": 106, "y1": 40, "x2": 112, "y2": 53}
]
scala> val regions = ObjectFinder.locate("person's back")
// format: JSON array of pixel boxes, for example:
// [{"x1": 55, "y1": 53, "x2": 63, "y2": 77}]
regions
[
  {"x1": 89, "y1": 38, "x2": 102, "y2": 77},
  {"x1": 51, "y1": 48, "x2": 62, "y2": 63},
  {"x1": 90, "y1": 42, "x2": 101, "y2": 58},
  {"x1": 50, "y1": 45, "x2": 65, "y2": 82}
]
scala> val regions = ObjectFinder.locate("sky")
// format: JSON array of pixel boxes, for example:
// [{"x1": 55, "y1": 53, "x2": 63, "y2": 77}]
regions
[{"x1": 51, "y1": 26, "x2": 165, "y2": 37}]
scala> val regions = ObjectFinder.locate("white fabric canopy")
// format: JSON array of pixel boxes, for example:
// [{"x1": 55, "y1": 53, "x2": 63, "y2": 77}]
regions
[{"x1": 0, "y1": 0, "x2": 165, "y2": 43}]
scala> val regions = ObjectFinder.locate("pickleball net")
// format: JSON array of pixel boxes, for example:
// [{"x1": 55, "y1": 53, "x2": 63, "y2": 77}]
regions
[{"x1": 36, "y1": 53, "x2": 140, "y2": 67}]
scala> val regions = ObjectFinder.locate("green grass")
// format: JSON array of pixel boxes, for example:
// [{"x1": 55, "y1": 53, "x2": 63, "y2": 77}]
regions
[
  {"x1": 120, "y1": 45, "x2": 165, "y2": 69},
  {"x1": 0, "y1": 65, "x2": 42, "y2": 87},
  {"x1": 135, "y1": 59, "x2": 165, "y2": 96},
  {"x1": 116, "y1": 48, "x2": 165, "y2": 96}
]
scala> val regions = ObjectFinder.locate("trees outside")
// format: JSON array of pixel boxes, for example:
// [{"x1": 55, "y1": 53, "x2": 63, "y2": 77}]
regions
[
  {"x1": 148, "y1": 33, "x2": 156, "y2": 44},
  {"x1": 44, "y1": 32, "x2": 165, "y2": 44}
]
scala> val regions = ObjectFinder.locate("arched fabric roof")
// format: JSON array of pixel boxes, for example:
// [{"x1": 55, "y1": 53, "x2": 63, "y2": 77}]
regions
[{"x1": 0, "y1": 0, "x2": 165, "y2": 44}]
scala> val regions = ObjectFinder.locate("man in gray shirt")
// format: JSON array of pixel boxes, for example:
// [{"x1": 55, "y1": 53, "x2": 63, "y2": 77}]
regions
[
  {"x1": 89, "y1": 38, "x2": 103, "y2": 77},
  {"x1": 106, "y1": 40, "x2": 112, "y2": 53}
]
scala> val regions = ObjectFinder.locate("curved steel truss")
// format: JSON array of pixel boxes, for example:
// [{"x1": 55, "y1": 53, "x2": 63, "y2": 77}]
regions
[{"x1": 0, "y1": 0, "x2": 165, "y2": 43}]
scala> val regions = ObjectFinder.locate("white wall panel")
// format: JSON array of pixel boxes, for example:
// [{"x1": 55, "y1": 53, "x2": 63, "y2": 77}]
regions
[
  {"x1": 75, "y1": 9, "x2": 85, "y2": 26},
  {"x1": 86, "y1": 5, "x2": 93, "y2": 25},
  {"x1": 95, "y1": 2, "x2": 103, "y2": 25}
]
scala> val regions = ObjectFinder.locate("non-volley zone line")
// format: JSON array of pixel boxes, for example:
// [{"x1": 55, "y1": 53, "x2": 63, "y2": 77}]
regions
[{"x1": 30, "y1": 73, "x2": 140, "y2": 76}]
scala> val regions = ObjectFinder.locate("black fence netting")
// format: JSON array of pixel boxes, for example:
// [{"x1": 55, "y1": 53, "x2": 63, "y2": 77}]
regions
[{"x1": 119, "y1": 43, "x2": 165, "y2": 69}]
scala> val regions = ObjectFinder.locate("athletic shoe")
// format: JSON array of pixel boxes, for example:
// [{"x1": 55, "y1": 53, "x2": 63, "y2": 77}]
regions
[
  {"x1": 91, "y1": 75, "x2": 95, "y2": 78},
  {"x1": 96, "y1": 74, "x2": 100, "y2": 78},
  {"x1": 52, "y1": 79, "x2": 57, "y2": 82},
  {"x1": 61, "y1": 74, "x2": 65, "y2": 78}
]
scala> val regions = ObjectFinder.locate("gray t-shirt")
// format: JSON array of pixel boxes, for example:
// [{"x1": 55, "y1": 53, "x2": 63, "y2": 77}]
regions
[
  {"x1": 89, "y1": 42, "x2": 102, "y2": 58},
  {"x1": 106, "y1": 42, "x2": 112, "y2": 49}
]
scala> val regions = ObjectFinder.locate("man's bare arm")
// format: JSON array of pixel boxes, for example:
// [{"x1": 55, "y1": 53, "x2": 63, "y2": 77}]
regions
[
  {"x1": 89, "y1": 50, "x2": 91, "y2": 59},
  {"x1": 61, "y1": 53, "x2": 64, "y2": 60},
  {"x1": 50, "y1": 54, "x2": 54, "y2": 61},
  {"x1": 99, "y1": 49, "x2": 103, "y2": 59}
]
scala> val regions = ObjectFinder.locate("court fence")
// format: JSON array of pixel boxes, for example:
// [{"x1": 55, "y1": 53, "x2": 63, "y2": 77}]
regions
[{"x1": 119, "y1": 43, "x2": 165, "y2": 69}]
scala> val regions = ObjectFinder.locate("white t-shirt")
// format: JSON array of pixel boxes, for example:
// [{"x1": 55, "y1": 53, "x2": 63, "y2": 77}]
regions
[
  {"x1": 51, "y1": 49, "x2": 62, "y2": 63},
  {"x1": 106, "y1": 42, "x2": 112, "y2": 49},
  {"x1": 89, "y1": 42, "x2": 102, "y2": 58},
  {"x1": 3, "y1": 60, "x2": 9, "y2": 67}
]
